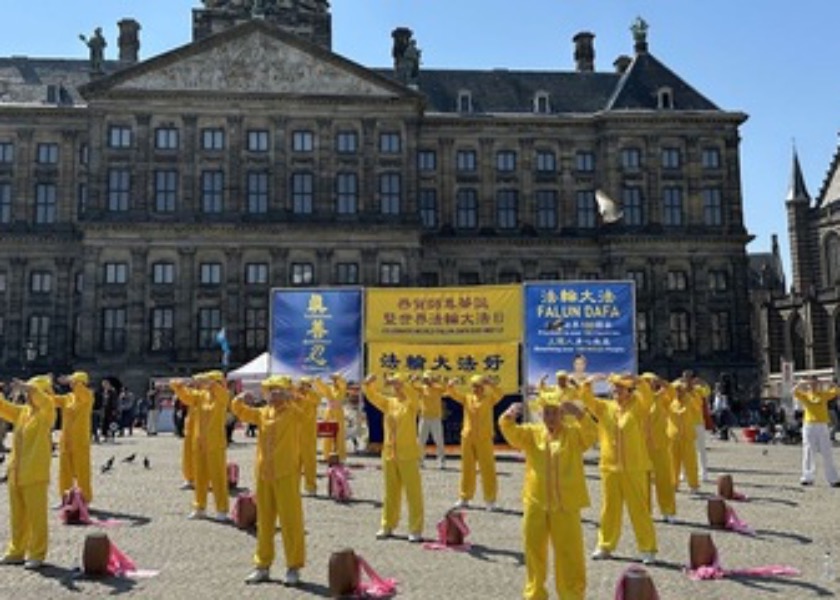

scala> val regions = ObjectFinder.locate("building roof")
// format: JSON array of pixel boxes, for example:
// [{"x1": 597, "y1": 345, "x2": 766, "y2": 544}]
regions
[
  {"x1": 748, "y1": 252, "x2": 786, "y2": 292},
  {"x1": 0, "y1": 56, "x2": 123, "y2": 107},
  {"x1": 786, "y1": 149, "x2": 811, "y2": 203},
  {"x1": 816, "y1": 136, "x2": 840, "y2": 206}
]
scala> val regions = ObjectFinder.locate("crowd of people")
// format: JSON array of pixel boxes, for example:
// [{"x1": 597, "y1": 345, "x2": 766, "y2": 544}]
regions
[{"x1": 0, "y1": 366, "x2": 837, "y2": 599}]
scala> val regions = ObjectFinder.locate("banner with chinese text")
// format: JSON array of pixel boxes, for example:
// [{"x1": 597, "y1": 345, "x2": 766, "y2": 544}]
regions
[
  {"x1": 366, "y1": 342, "x2": 520, "y2": 394},
  {"x1": 524, "y1": 281, "x2": 636, "y2": 396},
  {"x1": 365, "y1": 285, "x2": 522, "y2": 343},
  {"x1": 270, "y1": 288, "x2": 363, "y2": 382}
]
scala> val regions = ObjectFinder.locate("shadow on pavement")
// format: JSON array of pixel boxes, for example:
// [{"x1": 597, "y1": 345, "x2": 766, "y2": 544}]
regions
[
  {"x1": 88, "y1": 508, "x2": 152, "y2": 528},
  {"x1": 38, "y1": 564, "x2": 140, "y2": 595},
  {"x1": 467, "y1": 543, "x2": 524, "y2": 565}
]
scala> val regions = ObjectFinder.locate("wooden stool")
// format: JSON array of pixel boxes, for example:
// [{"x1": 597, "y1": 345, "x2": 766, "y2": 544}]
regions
[
  {"x1": 620, "y1": 567, "x2": 658, "y2": 600},
  {"x1": 444, "y1": 511, "x2": 465, "y2": 546},
  {"x1": 717, "y1": 474, "x2": 734, "y2": 500},
  {"x1": 707, "y1": 497, "x2": 727, "y2": 529},
  {"x1": 82, "y1": 532, "x2": 111, "y2": 577},
  {"x1": 328, "y1": 548, "x2": 359, "y2": 598},
  {"x1": 232, "y1": 493, "x2": 257, "y2": 530},
  {"x1": 689, "y1": 532, "x2": 717, "y2": 570}
]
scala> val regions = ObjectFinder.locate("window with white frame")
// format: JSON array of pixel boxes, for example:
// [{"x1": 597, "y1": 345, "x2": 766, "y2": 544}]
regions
[
  {"x1": 418, "y1": 150, "x2": 436, "y2": 171},
  {"x1": 669, "y1": 310, "x2": 690, "y2": 351},
  {"x1": 575, "y1": 151, "x2": 595, "y2": 173},
  {"x1": 667, "y1": 270, "x2": 688, "y2": 291},
  {"x1": 292, "y1": 130, "x2": 314, "y2": 153},
  {"x1": 28, "y1": 315, "x2": 50, "y2": 356},
  {"x1": 30, "y1": 271, "x2": 52, "y2": 293},
  {"x1": 201, "y1": 128, "x2": 225, "y2": 151},
  {"x1": 101, "y1": 307, "x2": 127, "y2": 352},
  {"x1": 535, "y1": 190, "x2": 557, "y2": 230},
  {"x1": 336, "y1": 172, "x2": 358, "y2": 214},
  {"x1": 711, "y1": 311, "x2": 731, "y2": 351},
  {"x1": 456, "y1": 150, "x2": 477, "y2": 172},
  {"x1": 496, "y1": 151, "x2": 516, "y2": 173},
  {"x1": 152, "y1": 262, "x2": 174, "y2": 285},
  {"x1": 661, "y1": 147, "x2": 681, "y2": 169},
  {"x1": 201, "y1": 170, "x2": 224, "y2": 214},
  {"x1": 245, "y1": 307, "x2": 267, "y2": 350},
  {"x1": 34, "y1": 183, "x2": 56, "y2": 224},
  {"x1": 107, "y1": 168, "x2": 130, "y2": 212},
  {"x1": 292, "y1": 172, "x2": 314, "y2": 214},
  {"x1": 199, "y1": 262, "x2": 222, "y2": 285},
  {"x1": 703, "y1": 188, "x2": 723, "y2": 226},
  {"x1": 154, "y1": 127, "x2": 179, "y2": 150},
  {"x1": 379, "y1": 173, "x2": 401, "y2": 215},
  {"x1": 104, "y1": 262, "x2": 128, "y2": 285},
  {"x1": 150, "y1": 307, "x2": 174, "y2": 351},
  {"x1": 708, "y1": 269, "x2": 729, "y2": 292},
  {"x1": 622, "y1": 187, "x2": 644, "y2": 226},
  {"x1": 336, "y1": 263, "x2": 359, "y2": 285},
  {"x1": 198, "y1": 307, "x2": 222, "y2": 349},
  {"x1": 291, "y1": 263, "x2": 314, "y2": 286},
  {"x1": 245, "y1": 263, "x2": 269, "y2": 285},
  {"x1": 336, "y1": 131, "x2": 358, "y2": 154},
  {"x1": 247, "y1": 171, "x2": 268, "y2": 214},
  {"x1": 36, "y1": 143, "x2": 58, "y2": 164},
  {"x1": 154, "y1": 169, "x2": 178, "y2": 212},
  {"x1": 662, "y1": 187, "x2": 683, "y2": 226},
  {"x1": 108, "y1": 126, "x2": 132, "y2": 149},
  {"x1": 379, "y1": 132, "x2": 401, "y2": 154},
  {"x1": 576, "y1": 190, "x2": 596, "y2": 228},
  {"x1": 380, "y1": 263, "x2": 402, "y2": 286},
  {"x1": 247, "y1": 130, "x2": 269, "y2": 152},
  {"x1": 496, "y1": 189, "x2": 518, "y2": 229},
  {"x1": 419, "y1": 188, "x2": 437, "y2": 229},
  {"x1": 456, "y1": 188, "x2": 478, "y2": 229},
  {"x1": 535, "y1": 150, "x2": 556, "y2": 174}
]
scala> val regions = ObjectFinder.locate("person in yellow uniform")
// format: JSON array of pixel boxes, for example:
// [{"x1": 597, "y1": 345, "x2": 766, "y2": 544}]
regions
[
  {"x1": 499, "y1": 390, "x2": 597, "y2": 600},
  {"x1": 0, "y1": 375, "x2": 56, "y2": 569},
  {"x1": 793, "y1": 377, "x2": 840, "y2": 486},
  {"x1": 363, "y1": 373, "x2": 424, "y2": 542},
  {"x1": 447, "y1": 375, "x2": 504, "y2": 511},
  {"x1": 296, "y1": 377, "x2": 321, "y2": 495},
  {"x1": 232, "y1": 375, "x2": 305, "y2": 586},
  {"x1": 537, "y1": 371, "x2": 580, "y2": 402},
  {"x1": 171, "y1": 371, "x2": 230, "y2": 521},
  {"x1": 51, "y1": 372, "x2": 94, "y2": 504},
  {"x1": 171, "y1": 378, "x2": 197, "y2": 490},
  {"x1": 413, "y1": 371, "x2": 446, "y2": 469},
  {"x1": 637, "y1": 373, "x2": 677, "y2": 522},
  {"x1": 582, "y1": 374, "x2": 657, "y2": 564},
  {"x1": 667, "y1": 381, "x2": 700, "y2": 494},
  {"x1": 313, "y1": 373, "x2": 348, "y2": 462},
  {"x1": 680, "y1": 371, "x2": 711, "y2": 482}
]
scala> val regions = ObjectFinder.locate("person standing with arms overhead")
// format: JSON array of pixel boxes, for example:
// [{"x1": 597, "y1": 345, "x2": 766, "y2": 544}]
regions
[
  {"x1": 793, "y1": 377, "x2": 840, "y2": 487},
  {"x1": 232, "y1": 376, "x2": 306, "y2": 586},
  {"x1": 0, "y1": 376, "x2": 56, "y2": 570},
  {"x1": 447, "y1": 375, "x2": 504, "y2": 511},
  {"x1": 313, "y1": 373, "x2": 348, "y2": 462},
  {"x1": 667, "y1": 382, "x2": 701, "y2": 494},
  {"x1": 363, "y1": 373, "x2": 425, "y2": 542},
  {"x1": 499, "y1": 390, "x2": 597, "y2": 600},
  {"x1": 679, "y1": 370, "x2": 711, "y2": 482},
  {"x1": 636, "y1": 373, "x2": 677, "y2": 523},
  {"x1": 295, "y1": 377, "x2": 321, "y2": 496},
  {"x1": 413, "y1": 371, "x2": 447, "y2": 469},
  {"x1": 170, "y1": 379, "x2": 197, "y2": 490},
  {"x1": 171, "y1": 371, "x2": 230, "y2": 521},
  {"x1": 51, "y1": 372, "x2": 94, "y2": 504},
  {"x1": 582, "y1": 375, "x2": 658, "y2": 564}
]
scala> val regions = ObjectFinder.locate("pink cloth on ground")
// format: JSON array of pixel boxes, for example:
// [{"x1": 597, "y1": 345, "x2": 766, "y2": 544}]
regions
[
  {"x1": 686, "y1": 548, "x2": 799, "y2": 581},
  {"x1": 422, "y1": 510, "x2": 471, "y2": 552},
  {"x1": 355, "y1": 554, "x2": 397, "y2": 598},
  {"x1": 60, "y1": 487, "x2": 124, "y2": 528},
  {"x1": 328, "y1": 464, "x2": 353, "y2": 501}
]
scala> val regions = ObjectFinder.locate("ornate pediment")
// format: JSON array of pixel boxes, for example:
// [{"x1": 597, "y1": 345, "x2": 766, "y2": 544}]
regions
[{"x1": 102, "y1": 26, "x2": 402, "y2": 98}]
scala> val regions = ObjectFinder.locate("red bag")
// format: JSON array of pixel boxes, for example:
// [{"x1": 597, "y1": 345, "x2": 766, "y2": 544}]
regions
[
  {"x1": 231, "y1": 493, "x2": 256, "y2": 530},
  {"x1": 227, "y1": 462, "x2": 239, "y2": 489}
]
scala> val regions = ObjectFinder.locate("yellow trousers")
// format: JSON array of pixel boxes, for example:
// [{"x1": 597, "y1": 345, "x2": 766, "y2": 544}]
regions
[
  {"x1": 254, "y1": 475, "x2": 305, "y2": 570},
  {"x1": 523, "y1": 504, "x2": 586, "y2": 600},
  {"x1": 322, "y1": 412, "x2": 347, "y2": 462},
  {"x1": 58, "y1": 441, "x2": 93, "y2": 503},
  {"x1": 194, "y1": 445, "x2": 229, "y2": 513},
  {"x1": 6, "y1": 481, "x2": 48, "y2": 561},
  {"x1": 381, "y1": 458, "x2": 424, "y2": 534},
  {"x1": 649, "y1": 448, "x2": 675, "y2": 517},
  {"x1": 459, "y1": 436, "x2": 497, "y2": 503},
  {"x1": 670, "y1": 435, "x2": 698, "y2": 490},
  {"x1": 181, "y1": 426, "x2": 194, "y2": 483},
  {"x1": 301, "y1": 431, "x2": 317, "y2": 494},
  {"x1": 597, "y1": 470, "x2": 657, "y2": 553}
]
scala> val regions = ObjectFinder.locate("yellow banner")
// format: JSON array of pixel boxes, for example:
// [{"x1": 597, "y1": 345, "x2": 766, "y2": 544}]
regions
[
  {"x1": 366, "y1": 342, "x2": 520, "y2": 394},
  {"x1": 365, "y1": 285, "x2": 523, "y2": 343}
]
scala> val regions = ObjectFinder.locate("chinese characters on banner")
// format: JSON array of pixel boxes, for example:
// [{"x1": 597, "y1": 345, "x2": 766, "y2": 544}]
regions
[
  {"x1": 365, "y1": 285, "x2": 523, "y2": 343},
  {"x1": 270, "y1": 288, "x2": 363, "y2": 382},
  {"x1": 523, "y1": 281, "x2": 636, "y2": 397},
  {"x1": 367, "y1": 342, "x2": 520, "y2": 394}
]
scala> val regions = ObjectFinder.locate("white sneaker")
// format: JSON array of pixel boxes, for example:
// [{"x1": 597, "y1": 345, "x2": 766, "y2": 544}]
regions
[
  {"x1": 408, "y1": 533, "x2": 422, "y2": 543},
  {"x1": 453, "y1": 499, "x2": 469, "y2": 509},
  {"x1": 486, "y1": 502, "x2": 498, "y2": 512},
  {"x1": 187, "y1": 509, "x2": 206, "y2": 520},
  {"x1": 591, "y1": 548, "x2": 612, "y2": 560},
  {"x1": 0, "y1": 555, "x2": 24, "y2": 566},
  {"x1": 375, "y1": 528, "x2": 393, "y2": 540},
  {"x1": 180, "y1": 481, "x2": 194, "y2": 490},
  {"x1": 23, "y1": 560, "x2": 43, "y2": 570},
  {"x1": 662, "y1": 514, "x2": 675, "y2": 523},
  {"x1": 285, "y1": 568, "x2": 300, "y2": 586},
  {"x1": 215, "y1": 512, "x2": 230, "y2": 523},
  {"x1": 640, "y1": 552, "x2": 656, "y2": 565},
  {"x1": 245, "y1": 568, "x2": 270, "y2": 584}
]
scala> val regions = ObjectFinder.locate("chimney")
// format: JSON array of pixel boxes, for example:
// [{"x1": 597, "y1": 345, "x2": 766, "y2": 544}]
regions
[
  {"x1": 573, "y1": 32, "x2": 595, "y2": 72},
  {"x1": 118, "y1": 18, "x2": 141, "y2": 65},
  {"x1": 613, "y1": 55, "x2": 632, "y2": 74}
]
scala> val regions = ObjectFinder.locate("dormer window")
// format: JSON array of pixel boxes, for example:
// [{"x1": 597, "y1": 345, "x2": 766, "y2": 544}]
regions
[
  {"x1": 534, "y1": 91, "x2": 551, "y2": 114},
  {"x1": 657, "y1": 87, "x2": 674, "y2": 110},
  {"x1": 457, "y1": 90, "x2": 473, "y2": 114}
]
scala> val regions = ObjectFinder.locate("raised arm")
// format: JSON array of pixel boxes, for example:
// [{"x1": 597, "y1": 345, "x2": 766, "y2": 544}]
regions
[
  {"x1": 231, "y1": 394, "x2": 261, "y2": 425},
  {"x1": 170, "y1": 380, "x2": 201, "y2": 407},
  {"x1": 446, "y1": 380, "x2": 467, "y2": 405},
  {"x1": 0, "y1": 392, "x2": 22, "y2": 424},
  {"x1": 498, "y1": 402, "x2": 529, "y2": 450},
  {"x1": 362, "y1": 376, "x2": 387, "y2": 413}
]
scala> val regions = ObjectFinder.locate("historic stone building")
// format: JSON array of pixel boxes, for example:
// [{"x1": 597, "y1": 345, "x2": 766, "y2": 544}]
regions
[
  {"x1": 0, "y1": 1, "x2": 755, "y2": 392},
  {"x1": 755, "y1": 144, "x2": 840, "y2": 384}
]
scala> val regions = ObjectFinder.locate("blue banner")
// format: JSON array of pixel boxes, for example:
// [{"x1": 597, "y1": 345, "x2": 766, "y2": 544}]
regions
[
  {"x1": 270, "y1": 288, "x2": 363, "y2": 381},
  {"x1": 524, "y1": 281, "x2": 636, "y2": 396}
]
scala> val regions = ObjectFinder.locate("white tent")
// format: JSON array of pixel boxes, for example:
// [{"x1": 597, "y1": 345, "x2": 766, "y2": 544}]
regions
[{"x1": 228, "y1": 352, "x2": 269, "y2": 389}]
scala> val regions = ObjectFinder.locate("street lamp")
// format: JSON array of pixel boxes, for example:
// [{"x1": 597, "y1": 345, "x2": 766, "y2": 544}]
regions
[{"x1": 23, "y1": 341, "x2": 37, "y2": 377}]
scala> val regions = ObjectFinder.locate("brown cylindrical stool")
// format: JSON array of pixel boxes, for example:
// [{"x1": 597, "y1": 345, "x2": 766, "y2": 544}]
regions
[
  {"x1": 717, "y1": 474, "x2": 734, "y2": 500},
  {"x1": 233, "y1": 494, "x2": 257, "y2": 530},
  {"x1": 620, "y1": 566, "x2": 658, "y2": 600},
  {"x1": 83, "y1": 532, "x2": 111, "y2": 577},
  {"x1": 689, "y1": 532, "x2": 717, "y2": 570},
  {"x1": 328, "y1": 548, "x2": 360, "y2": 598},
  {"x1": 707, "y1": 497, "x2": 727, "y2": 529}
]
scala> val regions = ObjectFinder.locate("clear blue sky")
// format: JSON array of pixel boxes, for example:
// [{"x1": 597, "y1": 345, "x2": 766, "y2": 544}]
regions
[{"x1": 2, "y1": 1, "x2": 838, "y2": 280}]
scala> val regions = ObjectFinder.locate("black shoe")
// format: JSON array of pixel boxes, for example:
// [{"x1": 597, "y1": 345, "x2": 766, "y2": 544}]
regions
[
  {"x1": 831, "y1": 482, "x2": 840, "y2": 488},
  {"x1": 800, "y1": 480, "x2": 814, "y2": 486}
]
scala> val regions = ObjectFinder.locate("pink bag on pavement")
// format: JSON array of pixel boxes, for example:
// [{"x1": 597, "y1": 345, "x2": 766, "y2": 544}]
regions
[
  {"x1": 328, "y1": 464, "x2": 352, "y2": 502},
  {"x1": 423, "y1": 509, "x2": 471, "y2": 551}
]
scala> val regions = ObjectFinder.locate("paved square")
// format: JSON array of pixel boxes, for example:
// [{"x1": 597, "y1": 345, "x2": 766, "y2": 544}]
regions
[{"x1": 0, "y1": 433, "x2": 837, "y2": 598}]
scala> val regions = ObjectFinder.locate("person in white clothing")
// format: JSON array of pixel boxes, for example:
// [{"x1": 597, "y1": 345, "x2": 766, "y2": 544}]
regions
[
  {"x1": 412, "y1": 372, "x2": 446, "y2": 469},
  {"x1": 793, "y1": 377, "x2": 840, "y2": 487}
]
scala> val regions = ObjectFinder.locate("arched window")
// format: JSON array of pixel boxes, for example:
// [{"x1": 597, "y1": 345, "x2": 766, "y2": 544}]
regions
[
  {"x1": 533, "y1": 91, "x2": 550, "y2": 114},
  {"x1": 657, "y1": 87, "x2": 674, "y2": 110},
  {"x1": 824, "y1": 233, "x2": 840, "y2": 286}
]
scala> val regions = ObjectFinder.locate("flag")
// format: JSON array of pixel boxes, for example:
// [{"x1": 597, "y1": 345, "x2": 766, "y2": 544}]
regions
[
  {"x1": 595, "y1": 189, "x2": 623, "y2": 224},
  {"x1": 216, "y1": 328, "x2": 231, "y2": 367}
]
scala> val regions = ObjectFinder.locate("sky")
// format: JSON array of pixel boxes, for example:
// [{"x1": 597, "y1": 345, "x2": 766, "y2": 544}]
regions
[{"x1": 2, "y1": 1, "x2": 838, "y2": 280}]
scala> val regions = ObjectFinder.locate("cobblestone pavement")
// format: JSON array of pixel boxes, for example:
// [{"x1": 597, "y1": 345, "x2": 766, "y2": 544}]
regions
[{"x1": 0, "y1": 432, "x2": 838, "y2": 599}]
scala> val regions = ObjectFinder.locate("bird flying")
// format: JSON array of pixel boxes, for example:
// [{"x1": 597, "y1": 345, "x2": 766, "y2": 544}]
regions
[{"x1": 595, "y1": 189, "x2": 623, "y2": 224}]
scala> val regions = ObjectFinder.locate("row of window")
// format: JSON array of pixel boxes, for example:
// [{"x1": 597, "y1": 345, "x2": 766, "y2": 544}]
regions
[
  {"x1": 3, "y1": 264, "x2": 729, "y2": 295},
  {"x1": 0, "y1": 138, "x2": 723, "y2": 175},
  {"x1": 7, "y1": 306, "x2": 731, "y2": 359}
]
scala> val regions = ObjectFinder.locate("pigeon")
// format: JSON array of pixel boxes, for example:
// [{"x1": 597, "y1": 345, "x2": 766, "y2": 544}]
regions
[
  {"x1": 101, "y1": 456, "x2": 115, "y2": 474},
  {"x1": 595, "y1": 189, "x2": 623, "y2": 224},
  {"x1": 143, "y1": 456, "x2": 151, "y2": 470},
  {"x1": 122, "y1": 453, "x2": 136, "y2": 464}
]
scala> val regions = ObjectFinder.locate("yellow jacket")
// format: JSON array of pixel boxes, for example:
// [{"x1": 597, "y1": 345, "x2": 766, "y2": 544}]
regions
[
  {"x1": 313, "y1": 376, "x2": 347, "y2": 421},
  {"x1": 666, "y1": 390, "x2": 699, "y2": 442},
  {"x1": 794, "y1": 388, "x2": 838, "y2": 424},
  {"x1": 232, "y1": 397, "x2": 302, "y2": 481},
  {"x1": 0, "y1": 388, "x2": 55, "y2": 487},
  {"x1": 499, "y1": 413, "x2": 596, "y2": 512},
  {"x1": 581, "y1": 383, "x2": 651, "y2": 473},
  {"x1": 53, "y1": 382, "x2": 93, "y2": 451},
  {"x1": 448, "y1": 382, "x2": 504, "y2": 442},
  {"x1": 678, "y1": 381, "x2": 709, "y2": 427},
  {"x1": 297, "y1": 388, "x2": 321, "y2": 430},
  {"x1": 412, "y1": 381, "x2": 445, "y2": 420},
  {"x1": 172, "y1": 381, "x2": 228, "y2": 452},
  {"x1": 363, "y1": 382, "x2": 421, "y2": 461}
]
